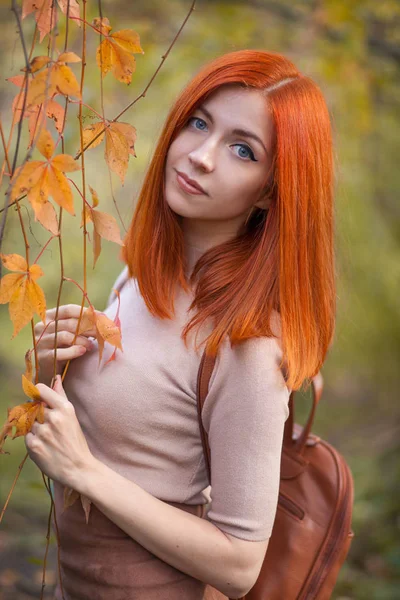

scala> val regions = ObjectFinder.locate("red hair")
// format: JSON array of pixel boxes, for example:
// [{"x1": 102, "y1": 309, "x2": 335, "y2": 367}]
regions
[{"x1": 121, "y1": 50, "x2": 336, "y2": 392}]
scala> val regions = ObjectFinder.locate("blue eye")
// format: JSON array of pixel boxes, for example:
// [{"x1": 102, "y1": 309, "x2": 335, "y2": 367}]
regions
[
  {"x1": 187, "y1": 117, "x2": 257, "y2": 162},
  {"x1": 232, "y1": 144, "x2": 256, "y2": 161},
  {"x1": 188, "y1": 117, "x2": 207, "y2": 130}
]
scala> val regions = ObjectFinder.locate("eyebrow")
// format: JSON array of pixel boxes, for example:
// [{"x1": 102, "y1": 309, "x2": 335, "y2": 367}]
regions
[{"x1": 196, "y1": 105, "x2": 268, "y2": 155}]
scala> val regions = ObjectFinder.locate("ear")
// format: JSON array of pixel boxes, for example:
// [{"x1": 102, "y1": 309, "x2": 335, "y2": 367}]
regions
[{"x1": 254, "y1": 195, "x2": 271, "y2": 211}]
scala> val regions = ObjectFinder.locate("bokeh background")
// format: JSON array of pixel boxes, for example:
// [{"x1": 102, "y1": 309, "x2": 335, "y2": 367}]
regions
[{"x1": 0, "y1": 0, "x2": 399, "y2": 598}]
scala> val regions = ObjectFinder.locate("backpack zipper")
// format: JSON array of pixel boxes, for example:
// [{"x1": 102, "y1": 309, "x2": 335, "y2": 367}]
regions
[
  {"x1": 302, "y1": 464, "x2": 353, "y2": 599},
  {"x1": 278, "y1": 492, "x2": 305, "y2": 520}
]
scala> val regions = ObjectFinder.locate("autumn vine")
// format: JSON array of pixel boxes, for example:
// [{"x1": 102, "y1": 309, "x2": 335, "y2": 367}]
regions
[{"x1": 0, "y1": 0, "x2": 196, "y2": 597}]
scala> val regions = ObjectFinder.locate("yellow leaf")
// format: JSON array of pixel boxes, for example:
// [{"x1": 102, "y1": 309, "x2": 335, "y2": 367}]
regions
[
  {"x1": 111, "y1": 30, "x2": 144, "y2": 55},
  {"x1": 37, "y1": 128, "x2": 55, "y2": 159},
  {"x1": 53, "y1": 64, "x2": 81, "y2": 99},
  {"x1": 28, "y1": 264, "x2": 44, "y2": 281},
  {"x1": 96, "y1": 313, "x2": 122, "y2": 350},
  {"x1": 92, "y1": 210, "x2": 124, "y2": 245},
  {"x1": 24, "y1": 349, "x2": 33, "y2": 382},
  {"x1": 105, "y1": 126, "x2": 129, "y2": 183},
  {"x1": 32, "y1": 200, "x2": 59, "y2": 235},
  {"x1": 26, "y1": 69, "x2": 56, "y2": 108},
  {"x1": 0, "y1": 273, "x2": 25, "y2": 303},
  {"x1": 81, "y1": 122, "x2": 106, "y2": 151},
  {"x1": 96, "y1": 38, "x2": 115, "y2": 79},
  {"x1": 89, "y1": 185, "x2": 99, "y2": 207},
  {"x1": 93, "y1": 229, "x2": 102, "y2": 268},
  {"x1": 77, "y1": 306, "x2": 96, "y2": 335},
  {"x1": 47, "y1": 165, "x2": 75, "y2": 215},
  {"x1": 26, "y1": 279, "x2": 46, "y2": 321},
  {"x1": 51, "y1": 154, "x2": 80, "y2": 172},
  {"x1": 58, "y1": 51, "x2": 81, "y2": 63},
  {"x1": 23, "y1": 55, "x2": 51, "y2": 73},
  {"x1": 0, "y1": 253, "x2": 28, "y2": 272},
  {"x1": 9, "y1": 279, "x2": 34, "y2": 338},
  {"x1": 10, "y1": 161, "x2": 44, "y2": 201},
  {"x1": 22, "y1": 374, "x2": 41, "y2": 401},
  {"x1": 111, "y1": 122, "x2": 137, "y2": 157}
]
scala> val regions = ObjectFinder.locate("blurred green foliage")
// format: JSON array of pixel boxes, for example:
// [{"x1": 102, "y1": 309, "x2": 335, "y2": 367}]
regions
[{"x1": 0, "y1": 0, "x2": 399, "y2": 598}]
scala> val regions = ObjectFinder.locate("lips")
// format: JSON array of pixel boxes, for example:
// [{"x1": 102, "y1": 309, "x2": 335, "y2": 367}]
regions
[{"x1": 176, "y1": 170, "x2": 206, "y2": 194}]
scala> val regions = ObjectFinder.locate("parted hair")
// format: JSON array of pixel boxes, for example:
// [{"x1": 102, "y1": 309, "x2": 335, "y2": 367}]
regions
[{"x1": 121, "y1": 49, "x2": 336, "y2": 392}]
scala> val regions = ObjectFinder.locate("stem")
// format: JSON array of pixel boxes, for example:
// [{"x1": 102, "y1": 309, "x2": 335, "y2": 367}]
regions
[
  {"x1": 60, "y1": 0, "x2": 89, "y2": 384},
  {"x1": 0, "y1": 452, "x2": 29, "y2": 525}
]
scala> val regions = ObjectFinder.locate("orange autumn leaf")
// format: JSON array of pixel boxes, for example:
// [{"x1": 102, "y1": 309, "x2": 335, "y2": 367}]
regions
[
  {"x1": 25, "y1": 53, "x2": 81, "y2": 108},
  {"x1": 8, "y1": 76, "x2": 66, "y2": 145},
  {"x1": 0, "y1": 254, "x2": 46, "y2": 338},
  {"x1": 22, "y1": 0, "x2": 80, "y2": 43},
  {"x1": 77, "y1": 305, "x2": 123, "y2": 366},
  {"x1": 10, "y1": 129, "x2": 80, "y2": 233},
  {"x1": 0, "y1": 400, "x2": 45, "y2": 455},
  {"x1": 93, "y1": 17, "x2": 144, "y2": 84},
  {"x1": 80, "y1": 121, "x2": 137, "y2": 183},
  {"x1": 80, "y1": 187, "x2": 124, "y2": 268}
]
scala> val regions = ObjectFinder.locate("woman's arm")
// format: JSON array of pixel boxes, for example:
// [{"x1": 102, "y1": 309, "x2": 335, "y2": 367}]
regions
[{"x1": 72, "y1": 457, "x2": 267, "y2": 599}]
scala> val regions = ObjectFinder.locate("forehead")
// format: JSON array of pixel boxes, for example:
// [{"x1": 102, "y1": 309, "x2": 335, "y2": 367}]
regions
[{"x1": 199, "y1": 85, "x2": 273, "y2": 145}]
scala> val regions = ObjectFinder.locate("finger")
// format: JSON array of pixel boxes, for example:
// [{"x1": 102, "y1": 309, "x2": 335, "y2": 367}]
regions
[
  {"x1": 39, "y1": 346, "x2": 90, "y2": 364},
  {"x1": 37, "y1": 331, "x2": 95, "y2": 349},
  {"x1": 37, "y1": 317, "x2": 97, "y2": 338},
  {"x1": 53, "y1": 375, "x2": 68, "y2": 398},
  {"x1": 36, "y1": 382, "x2": 69, "y2": 409},
  {"x1": 45, "y1": 304, "x2": 91, "y2": 321}
]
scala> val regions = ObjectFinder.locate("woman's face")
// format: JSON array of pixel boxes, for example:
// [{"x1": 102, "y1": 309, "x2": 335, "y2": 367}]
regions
[{"x1": 164, "y1": 84, "x2": 274, "y2": 247}]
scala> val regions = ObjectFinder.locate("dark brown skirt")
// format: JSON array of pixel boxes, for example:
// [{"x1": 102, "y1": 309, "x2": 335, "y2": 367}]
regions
[{"x1": 51, "y1": 480, "x2": 228, "y2": 600}]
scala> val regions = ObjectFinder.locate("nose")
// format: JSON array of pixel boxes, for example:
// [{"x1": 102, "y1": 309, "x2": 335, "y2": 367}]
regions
[{"x1": 188, "y1": 139, "x2": 216, "y2": 173}]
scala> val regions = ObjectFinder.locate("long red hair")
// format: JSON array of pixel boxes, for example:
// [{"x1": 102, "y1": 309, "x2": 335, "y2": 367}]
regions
[{"x1": 121, "y1": 50, "x2": 336, "y2": 392}]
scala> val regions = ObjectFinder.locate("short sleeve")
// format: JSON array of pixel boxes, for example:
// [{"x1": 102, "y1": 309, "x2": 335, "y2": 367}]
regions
[
  {"x1": 201, "y1": 335, "x2": 290, "y2": 542},
  {"x1": 104, "y1": 265, "x2": 130, "y2": 310}
]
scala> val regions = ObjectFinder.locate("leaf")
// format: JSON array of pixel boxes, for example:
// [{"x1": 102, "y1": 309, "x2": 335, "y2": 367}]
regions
[
  {"x1": 37, "y1": 128, "x2": 55, "y2": 159},
  {"x1": 24, "y1": 349, "x2": 33, "y2": 382},
  {"x1": 89, "y1": 185, "x2": 99, "y2": 207},
  {"x1": 92, "y1": 211, "x2": 124, "y2": 245},
  {"x1": 26, "y1": 59, "x2": 81, "y2": 109},
  {"x1": 80, "y1": 121, "x2": 137, "y2": 183},
  {"x1": 8, "y1": 75, "x2": 65, "y2": 143},
  {"x1": 10, "y1": 138, "x2": 80, "y2": 222},
  {"x1": 0, "y1": 253, "x2": 28, "y2": 272},
  {"x1": 22, "y1": 55, "x2": 51, "y2": 73},
  {"x1": 77, "y1": 305, "x2": 123, "y2": 366},
  {"x1": 80, "y1": 494, "x2": 92, "y2": 524},
  {"x1": 63, "y1": 485, "x2": 80, "y2": 510},
  {"x1": 95, "y1": 20, "x2": 144, "y2": 84},
  {"x1": 22, "y1": 0, "x2": 80, "y2": 43},
  {"x1": 0, "y1": 400, "x2": 44, "y2": 453},
  {"x1": 0, "y1": 255, "x2": 46, "y2": 338},
  {"x1": 46, "y1": 165, "x2": 76, "y2": 215},
  {"x1": 81, "y1": 122, "x2": 106, "y2": 151},
  {"x1": 57, "y1": 51, "x2": 81, "y2": 64},
  {"x1": 79, "y1": 189, "x2": 124, "y2": 267},
  {"x1": 22, "y1": 374, "x2": 41, "y2": 401}
]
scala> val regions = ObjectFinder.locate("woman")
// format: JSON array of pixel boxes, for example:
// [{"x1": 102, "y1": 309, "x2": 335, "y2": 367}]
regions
[{"x1": 28, "y1": 49, "x2": 335, "y2": 599}]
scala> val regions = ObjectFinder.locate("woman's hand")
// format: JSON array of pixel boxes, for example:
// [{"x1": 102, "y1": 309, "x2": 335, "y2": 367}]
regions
[
  {"x1": 34, "y1": 304, "x2": 97, "y2": 385},
  {"x1": 25, "y1": 376, "x2": 95, "y2": 489}
]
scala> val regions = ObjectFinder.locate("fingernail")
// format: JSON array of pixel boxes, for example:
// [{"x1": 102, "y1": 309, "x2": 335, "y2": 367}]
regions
[{"x1": 78, "y1": 347, "x2": 87, "y2": 355}]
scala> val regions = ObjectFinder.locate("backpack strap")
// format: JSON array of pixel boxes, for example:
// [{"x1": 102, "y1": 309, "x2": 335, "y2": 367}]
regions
[{"x1": 196, "y1": 347, "x2": 325, "y2": 477}]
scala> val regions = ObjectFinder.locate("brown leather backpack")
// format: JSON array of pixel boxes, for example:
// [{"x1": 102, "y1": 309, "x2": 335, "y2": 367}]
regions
[{"x1": 197, "y1": 349, "x2": 355, "y2": 600}]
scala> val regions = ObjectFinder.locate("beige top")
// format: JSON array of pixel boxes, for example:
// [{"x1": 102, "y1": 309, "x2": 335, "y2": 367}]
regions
[{"x1": 62, "y1": 244, "x2": 290, "y2": 541}]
